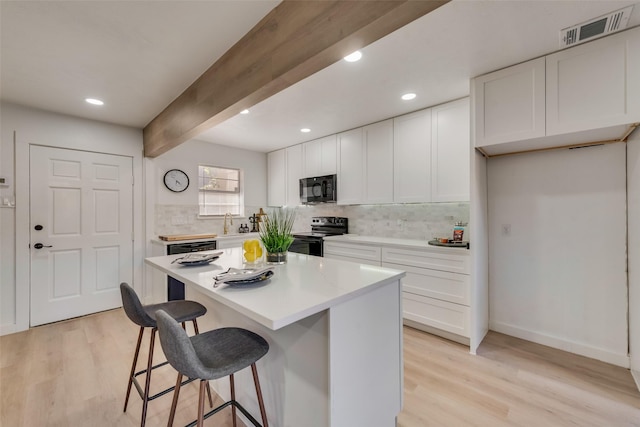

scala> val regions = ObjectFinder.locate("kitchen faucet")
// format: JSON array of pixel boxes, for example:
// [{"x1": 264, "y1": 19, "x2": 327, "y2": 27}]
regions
[{"x1": 223, "y1": 213, "x2": 233, "y2": 235}]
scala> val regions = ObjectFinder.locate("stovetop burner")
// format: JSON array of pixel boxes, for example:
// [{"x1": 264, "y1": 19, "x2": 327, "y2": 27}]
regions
[{"x1": 292, "y1": 217, "x2": 348, "y2": 239}]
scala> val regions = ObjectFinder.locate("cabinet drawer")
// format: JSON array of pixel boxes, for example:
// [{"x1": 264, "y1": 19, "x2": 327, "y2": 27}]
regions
[
  {"x1": 384, "y1": 262, "x2": 469, "y2": 305},
  {"x1": 324, "y1": 242, "x2": 381, "y2": 263},
  {"x1": 403, "y1": 292, "x2": 469, "y2": 337},
  {"x1": 382, "y1": 247, "x2": 469, "y2": 274},
  {"x1": 325, "y1": 253, "x2": 381, "y2": 267}
]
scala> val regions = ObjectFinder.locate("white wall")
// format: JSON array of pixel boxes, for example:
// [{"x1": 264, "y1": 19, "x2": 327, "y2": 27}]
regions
[
  {"x1": 148, "y1": 138, "x2": 267, "y2": 237},
  {"x1": 0, "y1": 102, "x2": 144, "y2": 334},
  {"x1": 487, "y1": 142, "x2": 628, "y2": 367},
  {"x1": 628, "y1": 133, "x2": 640, "y2": 384}
]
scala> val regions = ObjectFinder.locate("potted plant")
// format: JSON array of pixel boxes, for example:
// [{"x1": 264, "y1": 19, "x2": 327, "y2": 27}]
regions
[{"x1": 259, "y1": 207, "x2": 296, "y2": 264}]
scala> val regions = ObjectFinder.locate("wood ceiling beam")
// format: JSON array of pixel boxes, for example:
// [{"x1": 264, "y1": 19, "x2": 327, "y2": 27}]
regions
[{"x1": 143, "y1": 0, "x2": 449, "y2": 158}]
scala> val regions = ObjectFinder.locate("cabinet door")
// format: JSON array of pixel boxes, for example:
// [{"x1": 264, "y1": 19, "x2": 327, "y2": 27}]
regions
[
  {"x1": 320, "y1": 134, "x2": 337, "y2": 175},
  {"x1": 302, "y1": 139, "x2": 322, "y2": 178},
  {"x1": 474, "y1": 57, "x2": 545, "y2": 147},
  {"x1": 393, "y1": 109, "x2": 431, "y2": 203},
  {"x1": 363, "y1": 119, "x2": 394, "y2": 204},
  {"x1": 546, "y1": 26, "x2": 640, "y2": 136},
  {"x1": 337, "y1": 128, "x2": 365, "y2": 205},
  {"x1": 431, "y1": 98, "x2": 470, "y2": 202},
  {"x1": 286, "y1": 144, "x2": 303, "y2": 207},
  {"x1": 267, "y1": 149, "x2": 286, "y2": 207}
]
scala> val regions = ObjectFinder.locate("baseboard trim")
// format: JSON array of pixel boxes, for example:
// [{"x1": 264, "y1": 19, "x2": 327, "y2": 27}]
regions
[
  {"x1": 490, "y1": 321, "x2": 630, "y2": 368},
  {"x1": 404, "y1": 319, "x2": 470, "y2": 347},
  {"x1": 632, "y1": 370, "x2": 640, "y2": 392},
  {"x1": 0, "y1": 323, "x2": 17, "y2": 336}
]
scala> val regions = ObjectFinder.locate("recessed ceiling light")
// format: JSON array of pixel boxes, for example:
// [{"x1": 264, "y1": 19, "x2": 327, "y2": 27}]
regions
[
  {"x1": 85, "y1": 98, "x2": 104, "y2": 106},
  {"x1": 240, "y1": 109, "x2": 250, "y2": 114},
  {"x1": 401, "y1": 93, "x2": 417, "y2": 101},
  {"x1": 343, "y1": 51, "x2": 362, "y2": 62},
  {"x1": 300, "y1": 128, "x2": 311, "y2": 133}
]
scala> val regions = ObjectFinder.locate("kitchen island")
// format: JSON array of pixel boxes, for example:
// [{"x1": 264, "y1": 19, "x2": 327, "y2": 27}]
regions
[{"x1": 145, "y1": 248, "x2": 405, "y2": 427}]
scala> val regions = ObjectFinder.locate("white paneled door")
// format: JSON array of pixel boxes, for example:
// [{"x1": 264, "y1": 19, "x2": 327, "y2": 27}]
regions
[{"x1": 30, "y1": 146, "x2": 133, "y2": 326}]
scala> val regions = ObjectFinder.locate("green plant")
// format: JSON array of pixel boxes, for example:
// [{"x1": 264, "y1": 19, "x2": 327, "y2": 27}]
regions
[{"x1": 259, "y1": 208, "x2": 296, "y2": 253}]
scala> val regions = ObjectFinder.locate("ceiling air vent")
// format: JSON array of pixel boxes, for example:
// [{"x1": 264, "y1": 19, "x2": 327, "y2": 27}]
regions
[{"x1": 560, "y1": 5, "x2": 634, "y2": 48}]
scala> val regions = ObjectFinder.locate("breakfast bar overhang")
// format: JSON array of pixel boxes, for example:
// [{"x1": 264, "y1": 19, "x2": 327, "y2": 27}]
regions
[{"x1": 145, "y1": 248, "x2": 406, "y2": 427}]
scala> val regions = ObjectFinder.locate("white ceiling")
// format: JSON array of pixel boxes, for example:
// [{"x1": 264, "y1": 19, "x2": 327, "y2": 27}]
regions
[{"x1": 2, "y1": 1, "x2": 639, "y2": 154}]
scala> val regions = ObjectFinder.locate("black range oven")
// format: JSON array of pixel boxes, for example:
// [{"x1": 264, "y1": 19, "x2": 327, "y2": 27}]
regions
[{"x1": 290, "y1": 216, "x2": 348, "y2": 257}]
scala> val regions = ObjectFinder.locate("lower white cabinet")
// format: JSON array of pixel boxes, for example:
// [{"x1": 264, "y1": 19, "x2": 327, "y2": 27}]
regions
[
  {"x1": 216, "y1": 233, "x2": 259, "y2": 249},
  {"x1": 323, "y1": 241, "x2": 381, "y2": 266},
  {"x1": 324, "y1": 237, "x2": 471, "y2": 342}
]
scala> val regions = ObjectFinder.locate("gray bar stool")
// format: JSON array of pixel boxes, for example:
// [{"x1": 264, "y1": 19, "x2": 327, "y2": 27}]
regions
[
  {"x1": 120, "y1": 282, "x2": 212, "y2": 427},
  {"x1": 155, "y1": 309, "x2": 270, "y2": 427}
]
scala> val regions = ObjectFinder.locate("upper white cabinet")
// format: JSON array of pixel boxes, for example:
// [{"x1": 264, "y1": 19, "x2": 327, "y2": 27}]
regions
[
  {"x1": 393, "y1": 108, "x2": 432, "y2": 203},
  {"x1": 363, "y1": 120, "x2": 394, "y2": 204},
  {"x1": 337, "y1": 128, "x2": 365, "y2": 205},
  {"x1": 302, "y1": 135, "x2": 337, "y2": 178},
  {"x1": 546, "y1": 26, "x2": 640, "y2": 136},
  {"x1": 431, "y1": 98, "x2": 470, "y2": 202},
  {"x1": 474, "y1": 27, "x2": 640, "y2": 156},
  {"x1": 267, "y1": 145, "x2": 302, "y2": 207},
  {"x1": 267, "y1": 149, "x2": 286, "y2": 206},
  {"x1": 474, "y1": 57, "x2": 546, "y2": 148},
  {"x1": 286, "y1": 144, "x2": 303, "y2": 206}
]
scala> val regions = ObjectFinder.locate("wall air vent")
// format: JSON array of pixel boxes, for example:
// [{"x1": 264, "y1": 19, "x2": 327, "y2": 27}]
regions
[{"x1": 560, "y1": 5, "x2": 634, "y2": 48}]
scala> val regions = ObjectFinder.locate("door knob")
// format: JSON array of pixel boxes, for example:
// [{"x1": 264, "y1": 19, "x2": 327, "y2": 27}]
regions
[{"x1": 33, "y1": 243, "x2": 53, "y2": 249}]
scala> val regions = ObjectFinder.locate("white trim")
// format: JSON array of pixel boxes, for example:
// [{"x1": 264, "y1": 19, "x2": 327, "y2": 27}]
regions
[
  {"x1": 490, "y1": 321, "x2": 631, "y2": 368},
  {"x1": 0, "y1": 323, "x2": 17, "y2": 336},
  {"x1": 15, "y1": 140, "x2": 30, "y2": 333}
]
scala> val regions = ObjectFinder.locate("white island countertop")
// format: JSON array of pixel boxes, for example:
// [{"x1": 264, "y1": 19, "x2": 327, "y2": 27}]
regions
[{"x1": 144, "y1": 247, "x2": 405, "y2": 330}]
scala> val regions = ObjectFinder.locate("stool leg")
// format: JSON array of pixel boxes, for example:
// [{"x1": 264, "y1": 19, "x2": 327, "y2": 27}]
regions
[
  {"x1": 197, "y1": 380, "x2": 207, "y2": 427},
  {"x1": 192, "y1": 319, "x2": 213, "y2": 408},
  {"x1": 230, "y1": 373, "x2": 237, "y2": 427},
  {"x1": 124, "y1": 326, "x2": 144, "y2": 412},
  {"x1": 140, "y1": 327, "x2": 157, "y2": 427},
  {"x1": 167, "y1": 373, "x2": 183, "y2": 427},
  {"x1": 251, "y1": 363, "x2": 268, "y2": 427}
]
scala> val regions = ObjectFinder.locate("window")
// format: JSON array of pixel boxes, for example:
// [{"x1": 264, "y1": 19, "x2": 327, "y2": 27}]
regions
[{"x1": 198, "y1": 165, "x2": 244, "y2": 216}]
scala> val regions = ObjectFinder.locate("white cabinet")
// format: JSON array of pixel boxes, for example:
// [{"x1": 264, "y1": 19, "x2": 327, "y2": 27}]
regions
[
  {"x1": 474, "y1": 57, "x2": 546, "y2": 148},
  {"x1": 546, "y1": 26, "x2": 640, "y2": 136},
  {"x1": 393, "y1": 108, "x2": 432, "y2": 203},
  {"x1": 381, "y1": 245, "x2": 471, "y2": 340},
  {"x1": 323, "y1": 241, "x2": 381, "y2": 265},
  {"x1": 363, "y1": 120, "x2": 394, "y2": 204},
  {"x1": 267, "y1": 149, "x2": 286, "y2": 207},
  {"x1": 286, "y1": 144, "x2": 303, "y2": 206},
  {"x1": 268, "y1": 145, "x2": 303, "y2": 207},
  {"x1": 473, "y1": 27, "x2": 640, "y2": 156},
  {"x1": 337, "y1": 128, "x2": 365, "y2": 205},
  {"x1": 303, "y1": 135, "x2": 337, "y2": 177},
  {"x1": 431, "y1": 98, "x2": 470, "y2": 202}
]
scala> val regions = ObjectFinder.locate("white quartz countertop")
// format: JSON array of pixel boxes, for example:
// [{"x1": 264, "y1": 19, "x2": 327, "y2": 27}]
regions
[
  {"x1": 144, "y1": 247, "x2": 405, "y2": 330},
  {"x1": 150, "y1": 233, "x2": 259, "y2": 246},
  {"x1": 324, "y1": 234, "x2": 470, "y2": 254}
]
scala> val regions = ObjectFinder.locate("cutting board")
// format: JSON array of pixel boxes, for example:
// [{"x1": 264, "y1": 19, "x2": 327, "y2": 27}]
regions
[{"x1": 158, "y1": 233, "x2": 218, "y2": 241}]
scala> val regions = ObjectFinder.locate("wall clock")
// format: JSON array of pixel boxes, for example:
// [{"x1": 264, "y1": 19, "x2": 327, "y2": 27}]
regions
[{"x1": 163, "y1": 169, "x2": 189, "y2": 192}]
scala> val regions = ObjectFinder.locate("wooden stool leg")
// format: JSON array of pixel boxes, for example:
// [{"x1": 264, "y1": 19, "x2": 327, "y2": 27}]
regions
[
  {"x1": 197, "y1": 380, "x2": 206, "y2": 427},
  {"x1": 192, "y1": 319, "x2": 200, "y2": 335},
  {"x1": 192, "y1": 319, "x2": 213, "y2": 408},
  {"x1": 230, "y1": 373, "x2": 237, "y2": 427},
  {"x1": 251, "y1": 363, "x2": 268, "y2": 427},
  {"x1": 124, "y1": 327, "x2": 144, "y2": 412},
  {"x1": 140, "y1": 328, "x2": 157, "y2": 427},
  {"x1": 167, "y1": 373, "x2": 183, "y2": 427}
]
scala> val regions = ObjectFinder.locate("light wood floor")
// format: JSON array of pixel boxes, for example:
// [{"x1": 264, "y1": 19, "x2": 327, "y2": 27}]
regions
[{"x1": 1, "y1": 309, "x2": 639, "y2": 426}]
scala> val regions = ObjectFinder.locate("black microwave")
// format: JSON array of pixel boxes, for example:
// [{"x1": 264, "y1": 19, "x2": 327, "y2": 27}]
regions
[{"x1": 300, "y1": 174, "x2": 337, "y2": 204}]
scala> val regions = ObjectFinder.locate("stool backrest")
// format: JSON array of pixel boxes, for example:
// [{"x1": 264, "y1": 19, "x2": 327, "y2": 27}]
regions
[
  {"x1": 155, "y1": 309, "x2": 206, "y2": 379},
  {"x1": 120, "y1": 282, "x2": 155, "y2": 327}
]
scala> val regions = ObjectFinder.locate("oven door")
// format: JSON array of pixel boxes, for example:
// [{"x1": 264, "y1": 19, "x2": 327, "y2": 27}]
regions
[{"x1": 289, "y1": 236, "x2": 323, "y2": 257}]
